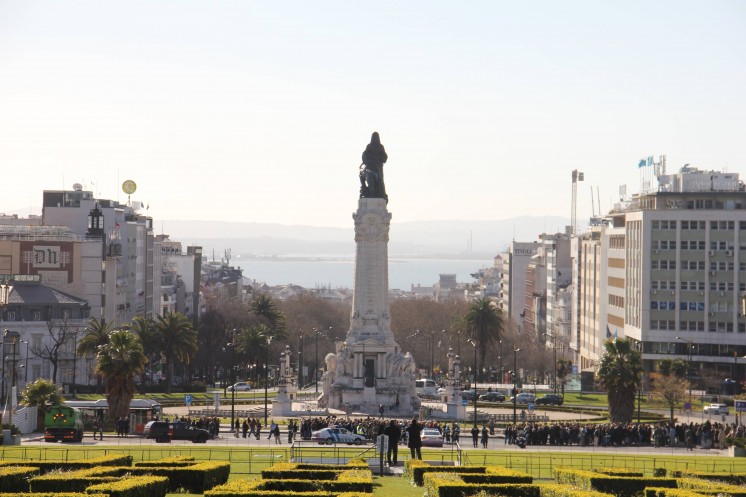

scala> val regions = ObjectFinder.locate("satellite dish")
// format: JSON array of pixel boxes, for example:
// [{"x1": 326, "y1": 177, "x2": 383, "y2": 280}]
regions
[
  {"x1": 72, "y1": 183, "x2": 83, "y2": 191},
  {"x1": 122, "y1": 180, "x2": 137, "y2": 195}
]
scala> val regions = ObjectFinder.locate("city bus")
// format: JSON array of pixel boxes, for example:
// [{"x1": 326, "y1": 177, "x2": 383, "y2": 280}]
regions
[{"x1": 64, "y1": 398, "x2": 163, "y2": 435}]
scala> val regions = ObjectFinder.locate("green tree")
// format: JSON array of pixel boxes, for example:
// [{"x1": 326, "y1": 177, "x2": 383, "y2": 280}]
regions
[
  {"x1": 77, "y1": 317, "x2": 113, "y2": 393},
  {"x1": 236, "y1": 324, "x2": 272, "y2": 387},
  {"x1": 556, "y1": 359, "x2": 573, "y2": 396},
  {"x1": 250, "y1": 294, "x2": 287, "y2": 339},
  {"x1": 21, "y1": 378, "x2": 63, "y2": 423},
  {"x1": 597, "y1": 338, "x2": 642, "y2": 423},
  {"x1": 96, "y1": 329, "x2": 147, "y2": 421},
  {"x1": 156, "y1": 312, "x2": 198, "y2": 394},
  {"x1": 463, "y1": 298, "x2": 504, "y2": 369},
  {"x1": 127, "y1": 316, "x2": 162, "y2": 393}
]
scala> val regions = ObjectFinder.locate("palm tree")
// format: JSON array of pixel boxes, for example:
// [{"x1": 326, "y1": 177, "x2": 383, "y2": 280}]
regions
[
  {"x1": 21, "y1": 378, "x2": 63, "y2": 425},
  {"x1": 96, "y1": 329, "x2": 147, "y2": 421},
  {"x1": 250, "y1": 294, "x2": 287, "y2": 339},
  {"x1": 463, "y1": 298, "x2": 503, "y2": 367},
  {"x1": 127, "y1": 316, "x2": 162, "y2": 393},
  {"x1": 236, "y1": 324, "x2": 272, "y2": 387},
  {"x1": 77, "y1": 317, "x2": 113, "y2": 393},
  {"x1": 155, "y1": 312, "x2": 198, "y2": 394},
  {"x1": 597, "y1": 338, "x2": 642, "y2": 423}
]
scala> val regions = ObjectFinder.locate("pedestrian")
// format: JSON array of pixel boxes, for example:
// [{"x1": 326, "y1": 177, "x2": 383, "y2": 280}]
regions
[
  {"x1": 268, "y1": 420, "x2": 276, "y2": 440},
  {"x1": 235, "y1": 419, "x2": 240, "y2": 438},
  {"x1": 471, "y1": 425, "x2": 479, "y2": 448},
  {"x1": 287, "y1": 420, "x2": 295, "y2": 444},
  {"x1": 273, "y1": 423, "x2": 281, "y2": 444},
  {"x1": 383, "y1": 420, "x2": 400, "y2": 466},
  {"x1": 481, "y1": 425, "x2": 489, "y2": 448},
  {"x1": 92, "y1": 419, "x2": 100, "y2": 440},
  {"x1": 406, "y1": 417, "x2": 423, "y2": 460},
  {"x1": 256, "y1": 421, "x2": 262, "y2": 440},
  {"x1": 242, "y1": 419, "x2": 249, "y2": 438}
]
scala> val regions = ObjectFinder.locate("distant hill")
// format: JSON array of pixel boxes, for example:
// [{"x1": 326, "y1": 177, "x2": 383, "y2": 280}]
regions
[{"x1": 161, "y1": 216, "x2": 570, "y2": 258}]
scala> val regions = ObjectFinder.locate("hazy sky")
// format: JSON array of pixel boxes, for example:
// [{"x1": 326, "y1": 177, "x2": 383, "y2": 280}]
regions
[{"x1": 1, "y1": 1, "x2": 744, "y2": 228}]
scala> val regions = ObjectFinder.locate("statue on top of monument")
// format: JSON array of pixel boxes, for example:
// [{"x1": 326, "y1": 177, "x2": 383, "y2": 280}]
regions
[{"x1": 359, "y1": 131, "x2": 388, "y2": 201}]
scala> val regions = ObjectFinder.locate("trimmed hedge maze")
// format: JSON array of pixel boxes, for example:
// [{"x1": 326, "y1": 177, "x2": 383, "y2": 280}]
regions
[
  {"x1": 206, "y1": 460, "x2": 372, "y2": 497},
  {"x1": 0, "y1": 455, "x2": 229, "y2": 496},
  {"x1": 404, "y1": 460, "x2": 746, "y2": 497}
]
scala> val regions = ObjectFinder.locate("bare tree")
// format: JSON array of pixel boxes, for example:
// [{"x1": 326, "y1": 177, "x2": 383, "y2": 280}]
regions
[
  {"x1": 31, "y1": 320, "x2": 78, "y2": 384},
  {"x1": 652, "y1": 374, "x2": 689, "y2": 424}
]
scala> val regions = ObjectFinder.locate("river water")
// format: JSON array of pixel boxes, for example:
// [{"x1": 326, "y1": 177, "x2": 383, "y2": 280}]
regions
[{"x1": 233, "y1": 256, "x2": 493, "y2": 289}]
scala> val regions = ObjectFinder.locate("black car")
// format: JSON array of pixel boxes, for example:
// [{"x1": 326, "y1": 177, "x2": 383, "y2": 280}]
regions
[
  {"x1": 143, "y1": 421, "x2": 210, "y2": 443},
  {"x1": 535, "y1": 394, "x2": 564, "y2": 406},
  {"x1": 478, "y1": 392, "x2": 506, "y2": 402}
]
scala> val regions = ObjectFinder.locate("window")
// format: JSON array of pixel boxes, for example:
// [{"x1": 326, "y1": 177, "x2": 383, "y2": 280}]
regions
[
  {"x1": 6, "y1": 311, "x2": 15, "y2": 321},
  {"x1": 32, "y1": 311, "x2": 41, "y2": 321}
]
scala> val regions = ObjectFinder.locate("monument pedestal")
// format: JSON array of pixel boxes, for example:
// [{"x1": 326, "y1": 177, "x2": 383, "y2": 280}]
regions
[{"x1": 318, "y1": 197, "x2": 420, "y2": 416}]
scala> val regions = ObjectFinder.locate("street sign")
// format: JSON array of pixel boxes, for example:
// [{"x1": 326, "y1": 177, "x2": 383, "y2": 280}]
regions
[
  {"x1": 462, "y1": 398, "x2": 467, "y2": 406},
  {"x1": 683, "y1": 402, "x2": 691, "y2": 411},
  {"x1": 184, "y1": 394, "x2": 193, "y2": 406},
  {"x1": 528, "y1": 403, "x2": 535, "y2": 412},
  {"x1": 735, "y1": 400, "x2": 746, "y2": 412}
]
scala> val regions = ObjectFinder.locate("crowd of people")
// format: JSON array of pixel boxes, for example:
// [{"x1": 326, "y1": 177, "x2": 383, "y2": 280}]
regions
[{"x1": 162, "y1": 412, "x2": 746, "y2": 453}]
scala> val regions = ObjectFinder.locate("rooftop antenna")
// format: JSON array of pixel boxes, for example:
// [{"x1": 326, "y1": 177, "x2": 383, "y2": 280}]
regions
[
  {"x1": 571, "y1": 170, "x2": 584, "y2": 235},
  {"x1": 597, "y1": 186, "x2": 601, "y2": 216}
]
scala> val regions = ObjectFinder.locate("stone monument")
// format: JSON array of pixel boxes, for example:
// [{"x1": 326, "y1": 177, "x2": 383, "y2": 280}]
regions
[
  {"x1": 318, "y1": 132, "x2": 420, "y2": 415},
  {"x1": 272, "y1": 345, "x2": 297, "y2": 416}
]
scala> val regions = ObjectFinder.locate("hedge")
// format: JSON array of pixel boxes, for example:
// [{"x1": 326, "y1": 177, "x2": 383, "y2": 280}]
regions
[
  {"x1": 593, "y1": 468, "x2": 644, "y2": 478},
  {"x1": 644, "y1": 488, "x2": 708, "y2": 497},
  {"x1": 0, "y1": 466, "x2": 41, "y2": 492},
  {"x1": 553, "y1": 468, "x2": 677, "y2": 497},
  {"x1": 205, "y1": 479, "x2": 370, "y2": 497},
  {"x1": 0, "y1": 456, "x2": 132, "y2": 475},
  {"x1": 30, "y1": 475, "x2": 118, "y2": 493},
  {"x1": 85, "y1": 475, "x2": 169, "y2": 497},
  {"x1": 69, "y1": 462, "x2": 229, "y2": 493},
  {"x1": 540, "y1": 483, "x2": 615, "y2": 497},
  {"x1": 134, "y1": 455, "x2": 197, "y2": 467},
  {"x1": 672, "y1": 470, "x2": 746, "y2": 485},
  {"x1": 422, "y1": 472, "x2": 539, "y2": 497},
  {"x1": 676, "y1": 477, "x2": 746, "y2": 497},
  {"x1": 459, "y1": 466, "x2": 532, "y2": 485},
  {"x1": 403, "y1": 460, "x2": 487, "y2": 486},
  {"x1": 0, "y1": 493, "x2": 106, "y2": 497}
]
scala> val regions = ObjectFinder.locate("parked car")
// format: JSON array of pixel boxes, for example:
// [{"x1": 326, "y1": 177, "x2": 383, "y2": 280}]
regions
[
  {"x1": 479, "y1": 392, "x2": 506, "y2": 402},
  {"x1": 421, "y1": 428, "x2": 444, "y2": 447},
  {"x1": 143, "y1": 421, "x2": 210, "y2": 443},
  {"x1": 535, "y1": 394, "x2": 564, "y2": 406},
  {"x1": 510, "y1": 393, "x2": 537, "y2": 404},
  {"x1": 461, "y1": 391, "x2": 480, "y2": 401},
  {"x1": 311, "y1": 427, "x2": 366, "y2": 445},
  {"x1": 227, "y1": 382, "x2": 251, "y2": 392},
  {"x1": 703, "y1": 403, "x2": 729, "y2": 415}
]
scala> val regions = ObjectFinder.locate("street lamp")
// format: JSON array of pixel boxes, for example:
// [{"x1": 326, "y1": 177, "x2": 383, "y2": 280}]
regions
[
  {"x1": 21, "y1": 340, "x2": 29, "y2": 383},
  {"x1": 227, "y1": 329, "x2": 237, "y2": 433},
  {"x1": 636, "y1": 341, "x2": 643, "y2": 423},
  {"x1": 544, "y1": 332, "x2": 558, "y2": 396},
  {"x1": 71, "y1": 330, "x2": 78, "y2": 399},
  {"x1": 264, "y1": 335, "x2": 274, "y2": 426},
  {"x1": 297, "y1": 351, "x2": 302, "y2": 390},
  {"x1": 467, "y1": 339, "x2": 478, "y2": 427},
  {"x1": 512, "y1": 348, "x2": 521, "y2": 424},
  {"x1": 676, "y1": 337, "x2": 694, "y2": 403},
  {"x1": 3, "y1": 330, "x2": 17, "y2": 428}
]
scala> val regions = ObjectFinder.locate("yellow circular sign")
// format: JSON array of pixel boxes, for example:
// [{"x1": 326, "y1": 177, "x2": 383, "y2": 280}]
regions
[{"x1": 122, "y1": 180, "x2": 137, "y2": 195}]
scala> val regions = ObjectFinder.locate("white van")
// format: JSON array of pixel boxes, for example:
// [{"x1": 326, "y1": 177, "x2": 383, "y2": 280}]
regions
[
  {"x1": 510, "y1": 392, "x2": 536, "y2": 404},
  {"x1": 415, "y1": 379, "x2": 438, "y2": 397}
]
